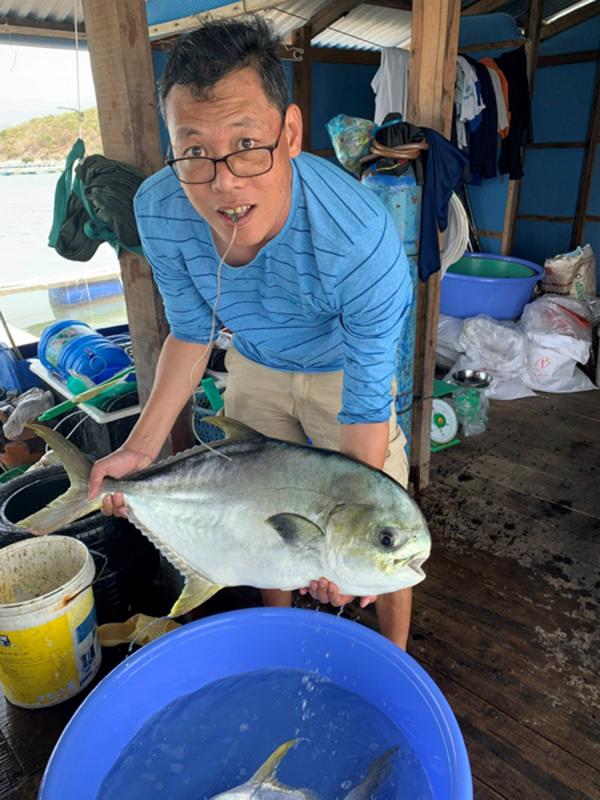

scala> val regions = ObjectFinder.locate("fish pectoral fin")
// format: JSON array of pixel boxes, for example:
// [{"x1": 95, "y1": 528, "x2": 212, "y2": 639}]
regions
[
  {"x1": 266, "y1": 513, "x2": 324, "y2": 544},
  {"x1": 168, "y1": 574, "x2": 223, "y2": 618},
  {"x1": 201, "y1": 416, "x2": 265, "y2": 441},
  {"x1": 250, "y1": 739, "x2": 299, "y2": 784}
]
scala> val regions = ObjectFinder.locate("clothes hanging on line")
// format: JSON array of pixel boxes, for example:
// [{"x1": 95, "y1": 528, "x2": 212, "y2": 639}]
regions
[
  {"x1": 371, "y1": 47, "x2": 410, "y2": 124},
  {"x1": 455, "y1": 55, "x2": 486, "y2": 149},
  {"x1": 480, "y1": 57, "x2": 511, "y2": 138},
  {"x1": 495, "y1": 46, "x2": 533, "y2": 180},
  {"x1": 461, "y1": 54, "x2": 498, "y2": 183}
]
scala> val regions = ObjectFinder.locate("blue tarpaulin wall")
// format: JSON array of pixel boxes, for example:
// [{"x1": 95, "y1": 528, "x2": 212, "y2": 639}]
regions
[
  {"x1": 148, "y1": 2, "x2": 598, "y2": 287},
  {"x1": 515, "y1": 15, "x2": 600, "y2": 284}
]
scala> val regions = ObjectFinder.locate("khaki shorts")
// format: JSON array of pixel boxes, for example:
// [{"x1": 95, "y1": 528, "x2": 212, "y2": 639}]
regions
[{"x1": 223, "y1": 344, "x2": 408, "y2": 488}]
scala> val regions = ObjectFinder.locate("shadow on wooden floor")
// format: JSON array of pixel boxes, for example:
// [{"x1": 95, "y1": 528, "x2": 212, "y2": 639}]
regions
[{"x1": 1, "y1": 391, "x2": 599, "y2": 799}]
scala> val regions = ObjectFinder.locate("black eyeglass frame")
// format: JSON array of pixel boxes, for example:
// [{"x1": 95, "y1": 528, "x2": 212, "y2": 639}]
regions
[{"x1": 165, "y1": 114, "x2": 287, "y2": 185}]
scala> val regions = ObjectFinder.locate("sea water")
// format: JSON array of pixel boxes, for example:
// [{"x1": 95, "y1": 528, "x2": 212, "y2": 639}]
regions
[{"x1": 97, "y1": 668, "x2": 433, "y2": 800}]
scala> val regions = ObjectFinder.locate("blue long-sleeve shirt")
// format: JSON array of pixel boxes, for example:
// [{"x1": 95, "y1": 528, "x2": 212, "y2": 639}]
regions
[{"x1": 134, "y1": 152, "x2": 411, "y2": 424}]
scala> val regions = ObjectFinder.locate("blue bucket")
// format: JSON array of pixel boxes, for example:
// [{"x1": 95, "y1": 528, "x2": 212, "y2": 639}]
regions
[
  {"x1": 39, "y1": 609, "x2": 472, "y2": 800},
  {"x1": 440, "y1": 253, "x2": 544, "y2": 320},
  {"x1": 38, "y1": 319, "x2": 132, "y2": 384}
]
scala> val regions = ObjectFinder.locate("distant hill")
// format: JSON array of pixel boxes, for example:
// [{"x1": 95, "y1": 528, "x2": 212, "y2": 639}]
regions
[{"x1": 0, "y1": 108, "x2": 103, "y2": 163}]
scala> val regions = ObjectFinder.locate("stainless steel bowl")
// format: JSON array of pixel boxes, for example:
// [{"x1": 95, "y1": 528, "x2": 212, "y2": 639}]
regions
[{"x1": 452, "y1": 369, "x2": 492, "y2": 389}]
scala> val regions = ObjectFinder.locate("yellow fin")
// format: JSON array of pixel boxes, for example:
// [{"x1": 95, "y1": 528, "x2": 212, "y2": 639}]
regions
[
  {"x1": 98, "y1": 613, "x2": 181, "y2": 647},
  {"x1": 17, "y1": 423, "x2": 99, "y2": 534},
  {"x1": 201, "y1": 416, "x2": 265, "y2": 441},
  {"x1": 169, "y1": 574, "x2": 223, "y2": 617},
  {"x1": 251, "y1": 739, "x2": 299, "y2": 785}
]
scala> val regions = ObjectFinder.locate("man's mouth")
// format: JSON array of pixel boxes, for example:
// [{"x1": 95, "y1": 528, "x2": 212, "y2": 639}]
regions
[{"x1": 217, "y1": 204, "x2": 254, "y2": 224}]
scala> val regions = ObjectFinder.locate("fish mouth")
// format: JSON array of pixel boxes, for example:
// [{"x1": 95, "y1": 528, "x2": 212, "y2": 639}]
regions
[{"x1": 394, "y1": 552, "x2": 429, "y2": 578}]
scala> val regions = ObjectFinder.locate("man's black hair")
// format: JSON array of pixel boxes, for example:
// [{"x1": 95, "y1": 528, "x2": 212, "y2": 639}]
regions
[{"x1": 158, "y1": 15, "x2": 288, "y2": 117}]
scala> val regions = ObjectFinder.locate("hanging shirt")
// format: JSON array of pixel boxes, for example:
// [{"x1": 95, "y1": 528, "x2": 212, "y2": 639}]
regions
[
  {"x1": 496, "y1": 46, "x2": 533, "y2": 180},
  {"x1": 482, "y1": 62, "x2": 509, "y2": 138},
  {"x1": 371, "y1": 47, "x2": 410, "y2": 124},
  {"x1": 462, "y1": 54, "x2": 498, "y2": 183},
  {"x1": 419, "y1": 129, "x2": 468, "y2": 281},
  {"x1": 455, "y1": 56, "x2": 486, "y2": 149},
  {"x1": 134, "y1": 153, "x2": 412, "y2": 426},
  {"x1": 481, "y1": 57, "x2": 511, "y2": 138}
]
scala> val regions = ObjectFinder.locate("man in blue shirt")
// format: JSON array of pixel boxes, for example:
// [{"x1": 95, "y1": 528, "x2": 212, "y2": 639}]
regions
[{"x1": 89, "y1": 16, "x2": 414, "y2": 649}]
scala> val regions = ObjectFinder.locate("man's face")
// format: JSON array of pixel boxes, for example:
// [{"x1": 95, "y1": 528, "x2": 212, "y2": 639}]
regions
[{"x1": 164, "y1": 67, "x2": 302, "y2": 257}]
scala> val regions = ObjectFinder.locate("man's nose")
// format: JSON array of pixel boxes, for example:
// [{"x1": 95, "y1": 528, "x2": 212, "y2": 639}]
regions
[{"x1": 210, "y1": 160, "x2": 244, "y2": 193}]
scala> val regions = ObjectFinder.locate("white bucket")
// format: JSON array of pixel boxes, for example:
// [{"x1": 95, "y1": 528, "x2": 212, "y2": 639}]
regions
[{"x1": 0, "y1": 535, "x2": 101, "y2": 708}]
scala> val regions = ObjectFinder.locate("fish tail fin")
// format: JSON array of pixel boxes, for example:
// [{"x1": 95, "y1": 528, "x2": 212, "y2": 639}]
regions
[
  {"x1": 16, "y1": 423, "x2": 100, "y2": 535},
  {"x1": 344, "y1": 746, "x2": 399, "y2": 800},
  {"x1": 250, "y1": 739, "x2": 299, "y2": 784}
]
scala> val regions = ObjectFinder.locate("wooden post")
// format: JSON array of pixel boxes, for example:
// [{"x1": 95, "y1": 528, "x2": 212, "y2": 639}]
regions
[
  {"x1": 407, "y1": 0, "x2": 461, "y2": 492},
  {"x1": 571, "y1": 57, "x2": 600, "y2": 248},
  {"x1": 500, "y1": 0, "x2": 543, "y2": 256},
  {"x1": 292, "y1": 25, "x2": 312, "y2": 152},
  {"x1": 82, "y1": 0, "x2": 193, "y2": 454}
]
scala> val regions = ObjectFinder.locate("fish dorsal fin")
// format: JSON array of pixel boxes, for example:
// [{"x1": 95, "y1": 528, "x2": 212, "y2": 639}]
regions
[
  {"x1": 266, "y1": 513, "x2": 324, "y2": 544},
  {"x1": 250, "y1": 739, "x2": 299, "y2": 785},
  {"x1": 201, "y1": 416, "x2": 266, "y2": 441},
  {"x1": 343, "y1": 746, "x2": 399, "y2": 800},
  {"x1": 169, "y1": 574, "x2": 223, "y2": 618}
]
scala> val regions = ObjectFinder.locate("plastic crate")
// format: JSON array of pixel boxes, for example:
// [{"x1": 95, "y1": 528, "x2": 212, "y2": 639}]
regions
[{"x1": 193, "y1": 387, "x2": 225, "y2": 444}]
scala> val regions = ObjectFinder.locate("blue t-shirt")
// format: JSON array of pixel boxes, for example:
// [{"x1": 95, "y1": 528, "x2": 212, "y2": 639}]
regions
[{"x1": 134, "y1": 152, "x2": 412, "y2": 425}]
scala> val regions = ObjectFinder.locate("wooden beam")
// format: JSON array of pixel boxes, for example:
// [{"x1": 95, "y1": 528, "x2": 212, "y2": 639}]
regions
[
  {"x1": 571, "y1": 58, "x2": 600, "y2": 247},
  {"x1": 310, "y1": 46, "x2": 380, "y2": 65},
  {"x1": 407, "y1": 0, "x2": 461, "y2": 492},
  {"x1": 308, "y1": 0, "x2": 364, "y2": 38},
  {"x1": 501, "y1": 0, "x2": 543, "y2": 256},
  {"x1": 462, "y1": 0, "x2": 511, "y2": 16},
  {"x1": 538, "y1": 49, "x2": 599, "y2": 66},
  {"x1": 541, "y1": 1, "x2": 600, "y2": 41},
  {"x1": 147, "y1": 1, "x2": 276, "y2": 41},
  {"x1": 459, "y1": 37, "x2": 527, "y2": 52},
  {"x1": 527, "y1": 141, "x2": 586, "y2": 148},
  {"x1": 518, "y1": 214, "x2": 575, "y2": 222},
  {"x1": 82, "y1": 0, "x2": 193, "y2": 455},
  {"x1": 293, "y1": 25, "x2": 312, "y2": 152},
  {"x1": 366, "y1": 0, "x2": 412, "y2": 9}
]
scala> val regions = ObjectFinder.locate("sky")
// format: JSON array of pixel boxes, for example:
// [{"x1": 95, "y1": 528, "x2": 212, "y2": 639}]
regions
[{"x1": 0, "y1": 43, "x2": 98, "y2": 130}]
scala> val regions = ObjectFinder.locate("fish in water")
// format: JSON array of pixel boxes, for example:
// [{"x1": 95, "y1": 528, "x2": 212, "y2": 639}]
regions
[
  {"x1": 209, "y1": 738, "x2": 398, "y2": 799},
  {"x1": 18, "y1": 419, "x2": 431, "y2": 618}
]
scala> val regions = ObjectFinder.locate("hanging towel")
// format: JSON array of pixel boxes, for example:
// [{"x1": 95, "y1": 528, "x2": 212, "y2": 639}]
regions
[
  {"x1": 495, "y1": 46, "x2": 533, "y2": 180},
  {"x1": 371, "y1": 47, "x2": 410, "y2": 124}
]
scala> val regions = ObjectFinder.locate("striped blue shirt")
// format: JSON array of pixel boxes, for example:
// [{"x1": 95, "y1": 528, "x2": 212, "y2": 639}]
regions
[{"x1": 134, "y1": 152, "x2": 411, "y2": 424}]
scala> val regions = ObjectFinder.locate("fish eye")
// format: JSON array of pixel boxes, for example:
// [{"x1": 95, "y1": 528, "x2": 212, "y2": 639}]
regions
[{"x1": 378, "y1": 528, "x2": 396, "y2": 549}]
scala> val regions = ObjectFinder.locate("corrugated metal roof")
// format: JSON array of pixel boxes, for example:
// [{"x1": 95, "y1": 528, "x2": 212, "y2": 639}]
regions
[
  {"x1": 0, "y1": 0, "x2": 82, "y2": 24},
  {"x1": 0, "y1": 0, "x2": 595, "y2": 42}
]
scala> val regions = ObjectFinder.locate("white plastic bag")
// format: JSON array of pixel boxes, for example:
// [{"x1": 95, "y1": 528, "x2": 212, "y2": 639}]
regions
[
  {"x1": 447, "y1": 315, "x2": 536, "y2": 400},
  {"x1": 542, "y1": 244, "x2": 596, "y2": 298},
  {"x1": 436, "y1": 314, "x2": 465, "y2": 367},
  {"x1": 521, "y1": 295, "x2": 596, "y2": 393}
]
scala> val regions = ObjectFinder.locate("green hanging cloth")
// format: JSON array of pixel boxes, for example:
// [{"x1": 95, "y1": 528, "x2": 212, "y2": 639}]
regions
[{"x1": 48, "y1": 139, "x2": 146, "y2": 261}]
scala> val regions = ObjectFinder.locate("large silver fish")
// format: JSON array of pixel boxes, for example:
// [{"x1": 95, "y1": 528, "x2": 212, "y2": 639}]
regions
[
  {"x1": 208, "y1": 739, "x2": 397, "y2": 800},
  {"x1": 18, "y1": 419, "x2": 431, "y2": 617}
]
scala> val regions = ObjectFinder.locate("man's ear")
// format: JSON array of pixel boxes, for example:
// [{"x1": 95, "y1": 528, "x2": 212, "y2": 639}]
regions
[{"x1": 284, "y1": 103, "x2": 303, "y2": 157}]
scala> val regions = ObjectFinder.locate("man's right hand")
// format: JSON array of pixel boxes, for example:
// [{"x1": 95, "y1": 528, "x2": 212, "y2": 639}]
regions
[{"x1": 88, "y1": 448, "x2": 154, "y2": 518}]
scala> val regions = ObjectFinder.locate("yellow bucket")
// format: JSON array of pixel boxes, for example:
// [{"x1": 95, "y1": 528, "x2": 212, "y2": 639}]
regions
[{"x1": 0, "y1": 535, "x2": 101, "y2": 708}]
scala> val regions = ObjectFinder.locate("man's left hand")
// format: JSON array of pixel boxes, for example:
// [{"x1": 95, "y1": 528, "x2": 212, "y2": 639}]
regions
[{"x1": 299, "y1": 578, "x2": 377, "y2": 608}]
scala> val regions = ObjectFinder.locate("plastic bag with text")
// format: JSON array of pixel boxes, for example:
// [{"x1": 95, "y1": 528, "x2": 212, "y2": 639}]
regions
[{"x1": 521, "y1": 295, "x2": 596, "y2": 393}]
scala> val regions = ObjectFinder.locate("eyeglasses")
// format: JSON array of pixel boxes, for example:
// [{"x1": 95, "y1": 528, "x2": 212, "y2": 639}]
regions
[{"x1": 166, "y1": 116, "x2": 286, "y2": 185}]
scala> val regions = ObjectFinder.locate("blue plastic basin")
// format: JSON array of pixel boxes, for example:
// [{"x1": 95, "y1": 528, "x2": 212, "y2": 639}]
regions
[
  {"x1": 39, "y1": 609, "x2": 472, "y2": 800},
  {"x1": 440, "y1": 253, "x2": 544, "y2": 319}
]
